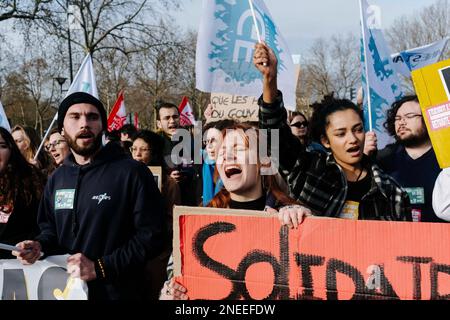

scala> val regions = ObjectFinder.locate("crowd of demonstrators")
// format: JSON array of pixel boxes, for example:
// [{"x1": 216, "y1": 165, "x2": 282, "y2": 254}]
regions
[
  {"x1": 11, "y1": 125, "x2": 54, "y2": 175},
  {"x1": 0, "y1": 128, "x2": 45, "y2": 259},
  {"x1": 44, "y1": 128, "x2": 71, "y2": 169},
  {"x1": 160, "y1": 123, "x2": 311, "y2": 300},
  {"x1": 13, "y1": 92, "x2": 165, "y2": 300},
  {"x1": 130, "y1": 129, "x2": 180, "y2": 299},
  {"x1": 0, "y1": 43, "x2": 446, "y2": 301},
  {"x1": 253, "y1": 42, "x2": 411, "y2": 222},
  {"x1": 364, "y1": 95, "x2": 444, "y2": 222}
]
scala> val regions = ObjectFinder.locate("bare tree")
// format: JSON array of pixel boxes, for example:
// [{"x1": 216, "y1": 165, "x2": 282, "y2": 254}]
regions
[
  {"x1": 298, "y1": 33, "x2": 360, "y2": 111},
  {"x1": 386, "y1": 0, "x2": 449, "y2": 58},
  {"x1": 0, "y1": 0, "x2": 51, "y2": 22},
  {"x1": 35, "y1": 0, "x2": 181, "y2": 56}
]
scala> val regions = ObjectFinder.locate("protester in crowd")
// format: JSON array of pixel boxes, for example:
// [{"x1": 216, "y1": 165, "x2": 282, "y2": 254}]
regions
[
  {"x1": 288, "y1": 111, "x2": 309, "y2": 146},
  {"x1": 44, "y1": 128, "x2": 71, "y2": 168},
  {"x1": 160, "y1": 123, "x2": 311, "y2": 299},
  {"x1": 253, "y1": 42, "x2": 412, "y2": 222},
  {"x1": 156, "y1": 101, "x2": 200, "y2": 206},
  {"x1": 11, "y1": 125, "x2": 53, "y2": 173},
  {"x1": 365, "y1": 95, "x2": 444, "y2": 223},
  {"x1": 120, "y1": 124, "x2": 138, "y2": 143},
  {"x1": 201, "y1": 120, "x2": 236, "y2": 206},
  {"x1": 0, "y1": 127, "x2": 45, "y2": 259},
  {"x1": 432, "y1": 168, "x2": 450, "y2": 222},
  {"x1": 13, "y1": 92, "x2": 165, "y2": 300},
  {"x1": 131, "y1": 129, "x2": 180, "y2": 299}
]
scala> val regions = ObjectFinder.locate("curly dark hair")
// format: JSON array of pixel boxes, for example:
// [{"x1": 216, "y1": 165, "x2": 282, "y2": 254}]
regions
[
  {"x1": 309, "y1": 94, "x2": 363, "y2": 144},
  {"x1": 384, "y1": 95, "x2": 420, "y2": 138}
]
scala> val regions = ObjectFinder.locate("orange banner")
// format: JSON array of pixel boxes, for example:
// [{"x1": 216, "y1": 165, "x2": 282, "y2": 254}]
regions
[{"x1": 173, "y1": 207, "x2": 450, "y2": 300}]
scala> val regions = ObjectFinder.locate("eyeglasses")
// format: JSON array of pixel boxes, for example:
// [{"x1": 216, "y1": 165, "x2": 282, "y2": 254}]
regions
[
  {"x1": 290, "y1": 121, "x2": 308, "y2": 128},
  {"x1": 394, "y1": 113, "x2": 423, "y2": 123},
  {"x1": 130, "y1": 147, "x2": 151, "y2": 153},
  {"x1": 45, "y1": 139, "x2": 66, "y2": 151}
]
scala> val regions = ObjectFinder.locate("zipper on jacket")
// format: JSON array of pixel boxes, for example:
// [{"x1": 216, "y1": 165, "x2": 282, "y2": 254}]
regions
[{"x1": 71, "y1": 167, "x2": 82, "y2": 236}]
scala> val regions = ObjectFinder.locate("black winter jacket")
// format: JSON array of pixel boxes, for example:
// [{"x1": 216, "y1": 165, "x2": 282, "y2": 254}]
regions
[{"x1": 36, "y1": 142, "x2": 165, "y2": 300}]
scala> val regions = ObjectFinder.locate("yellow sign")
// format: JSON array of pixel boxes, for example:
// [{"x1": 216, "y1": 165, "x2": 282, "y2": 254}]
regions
[{"x1": 412, "y1": 58, "x2": 450, "y2": 168}]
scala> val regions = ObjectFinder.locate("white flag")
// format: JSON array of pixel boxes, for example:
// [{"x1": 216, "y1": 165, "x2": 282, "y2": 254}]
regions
[
  {"x1": 66, "y1": 54, "x2": 98, "y2": 98},
  {"x1": 360, "y1": 0, "x2": 403, "y2": 149},
  {"x1": 391, "y1": 38, "x2": 449, "y2": 77},
  {"x1": 196, "y1": 0, "x2": 296, "y2": 110},
  {"x1": 0, "y1": 101, "x2": 11, "y2": 131}
]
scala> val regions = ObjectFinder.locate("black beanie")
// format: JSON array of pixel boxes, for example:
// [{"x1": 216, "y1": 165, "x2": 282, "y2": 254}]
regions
[{"x1": 58, "y1": 92, "x2": 107, "y2": 132}]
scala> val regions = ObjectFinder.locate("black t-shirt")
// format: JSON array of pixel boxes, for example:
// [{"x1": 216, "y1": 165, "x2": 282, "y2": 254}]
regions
[
  {"x1": 347, "y1": 172, "x2": 372, "y2": 202},
  {"x1": 230, "y1": 195, "x2": 266, "y2": 211},
  {"x1": 338, "y1": 172, "x2": 372, "y2": 220},
  {"x1": 378, "y1": 145, "x2": 444, "y2": 222}
]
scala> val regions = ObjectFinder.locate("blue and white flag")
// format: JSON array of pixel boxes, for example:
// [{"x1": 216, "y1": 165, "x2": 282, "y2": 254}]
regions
[
  {"x1": 66, "y1": 53, "x2": 98, "y2": 98},
  {"x1": 391, "y1": 37, "x2": 449, "y2": 77},
  {"x1": 0, "y1": 101, "x2": 11, "y2": 131},
  {"x1": 196, "y1": 0, "x2": 296, "y2": 110},
  {"x1": 360, "y1": 0, "x2": 403, "y2": 149}
]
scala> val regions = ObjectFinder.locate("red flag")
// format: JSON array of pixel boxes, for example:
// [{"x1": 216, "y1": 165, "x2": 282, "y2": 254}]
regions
[
  {"x1": 107, "y1": 91, "x2": 127, "y2": 132},
  {"x1": 178, "y1": 96, "x2": 196, "y2": 126},
  {"x1": 134, "y1": 112, "x2": 139, "y2": 129}
]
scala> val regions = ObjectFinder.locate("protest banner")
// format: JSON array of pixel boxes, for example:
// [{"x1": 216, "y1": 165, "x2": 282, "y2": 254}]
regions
[
  {"x1": 173, "y1": 206, "x2": 450, "y2": 300},
  {"x1": 0, "y1": 255, "x2": 87, "y2": 300},
  {"x1": 412, "y1": 58, "x2": 450, "y2": 168},
  {"x1": 148, "y1": 166, "x2": 162, "y2": 192},
  {"x1": 207, "y1": 93, "x2": 259, "y2": 123},
  {"x1": 390, "y1": 38, "x2": 449, "y2": 78}
]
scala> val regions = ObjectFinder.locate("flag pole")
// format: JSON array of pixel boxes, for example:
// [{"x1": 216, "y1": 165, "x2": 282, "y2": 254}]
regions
[
  {"x1": 248, "y1": 0, "x2": 267, "y2": 67},
  {"x1": 359, "y1": 0, "x2": 373, "y2": 131},
  {"x1": 34, "y1": 113, "x2": 58, "y2": 160},
  {"x1": 249, "y1": 0, "x2": 262, "y2": 43}
]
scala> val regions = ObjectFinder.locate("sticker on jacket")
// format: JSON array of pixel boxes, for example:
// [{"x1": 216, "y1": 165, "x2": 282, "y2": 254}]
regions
[
  {"x1": 339, "y1": 201, "x2": 359, "y2": 220},
  {"x1": 0, "y1": 203, "x2": 13, "y2": 223},
  {"x1": 55, "y1": 189, "x2": 76, "y2": 210},
  {"x1": 404, "y1": 187, "x2": 425, "y2": 204}
]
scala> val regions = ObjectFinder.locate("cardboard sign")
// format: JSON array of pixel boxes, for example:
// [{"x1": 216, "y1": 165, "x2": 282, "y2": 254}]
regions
[
  {"x1": 412, "y1": 58, "x2": 450, "y2": 168},
  {"x1": 173, "y1": 206, "x2": 450, "y2": 300},
  {"x1": 148, "y1": 166, "x2": 162, "y2": 192},
  {"x1": 208, "y1": 93, "x2": 259, "y2": 123},
  {"x1": 0, "y1": 255, "x2": 88, "y2": 300}
]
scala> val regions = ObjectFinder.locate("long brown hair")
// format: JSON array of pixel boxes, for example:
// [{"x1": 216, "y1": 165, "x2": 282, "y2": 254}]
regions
[
  {"x1": 207, "y1": 123, "x2": 297, "y2": 208},
  {"x1": 0, "y1": 127, "x2": 45, "y2": 208}
]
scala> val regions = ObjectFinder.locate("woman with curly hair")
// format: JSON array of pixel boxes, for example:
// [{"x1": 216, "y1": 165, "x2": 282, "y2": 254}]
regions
[{"x1": 0, "y1": 127, "x2": 45, "y2": 259}]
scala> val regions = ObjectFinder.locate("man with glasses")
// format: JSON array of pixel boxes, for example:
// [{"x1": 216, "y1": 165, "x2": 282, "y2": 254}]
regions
[{"x1": 375, "y1": 95, "x2": 444, "y2": 222}]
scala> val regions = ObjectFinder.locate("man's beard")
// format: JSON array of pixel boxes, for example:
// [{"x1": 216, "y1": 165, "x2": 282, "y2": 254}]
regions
[
  {"x1": 66, "y1": 131, "x2": 103, "y2": 157},
  {"x1": 397, "y1": 127, "x2": 429, "y2": 148}
]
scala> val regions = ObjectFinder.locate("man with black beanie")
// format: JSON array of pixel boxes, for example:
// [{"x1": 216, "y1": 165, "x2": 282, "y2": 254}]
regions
[{"x1": 14, "y1": 92, "x2": 165, "y2": 300}]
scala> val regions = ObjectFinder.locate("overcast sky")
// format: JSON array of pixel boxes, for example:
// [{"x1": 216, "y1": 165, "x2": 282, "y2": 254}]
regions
[{"x1": 173, "y1": 0, "x2": 435, "y2": 56}]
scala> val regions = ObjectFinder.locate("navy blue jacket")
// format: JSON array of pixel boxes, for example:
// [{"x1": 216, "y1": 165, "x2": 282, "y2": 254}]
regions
[{"x1": 36, "y1": 142, "x2": 165, "y2": 300}]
